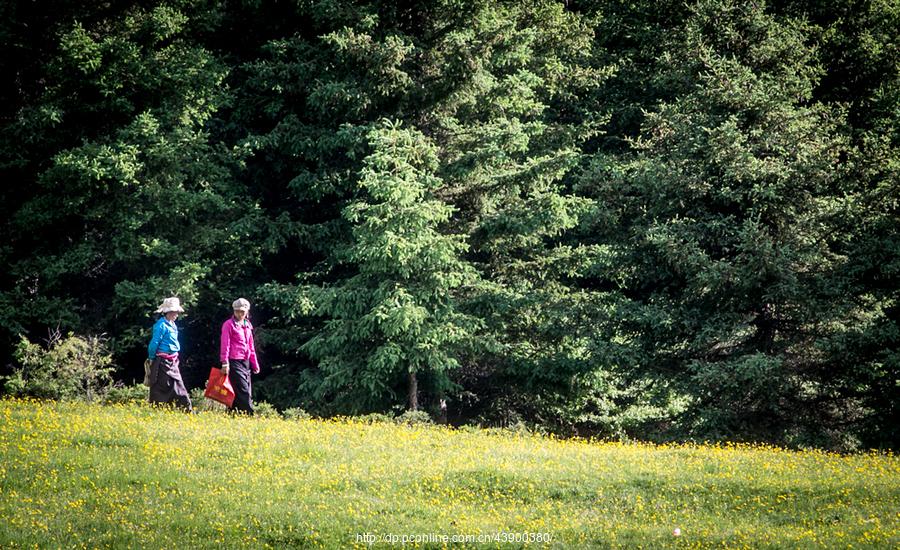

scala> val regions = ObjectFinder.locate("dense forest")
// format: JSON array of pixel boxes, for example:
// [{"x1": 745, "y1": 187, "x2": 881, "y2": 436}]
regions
[{"x1": 1, "y1": 0, "x2": 897, "y2": 450}]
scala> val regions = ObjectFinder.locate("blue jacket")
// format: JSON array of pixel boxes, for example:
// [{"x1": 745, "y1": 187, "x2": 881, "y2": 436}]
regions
[{"x1": 148, "y1": 317, "x2": 181, "y2": 359}]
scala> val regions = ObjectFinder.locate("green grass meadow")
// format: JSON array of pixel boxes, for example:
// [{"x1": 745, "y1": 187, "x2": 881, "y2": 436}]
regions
[{"x1": 0, "y1": 399, "x2": 897, "y2": 548}]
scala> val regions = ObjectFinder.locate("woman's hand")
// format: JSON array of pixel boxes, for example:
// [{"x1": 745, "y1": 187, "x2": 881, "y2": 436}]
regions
[{"x1": 220, "y1": 363, "x2": 229, "y2": 376}]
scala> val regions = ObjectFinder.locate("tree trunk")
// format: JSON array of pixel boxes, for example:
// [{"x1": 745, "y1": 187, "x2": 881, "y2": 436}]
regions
[
  {"x1": 408, "y1": 370, "x2": 418, "y2": 411},
  {"x1": 756, "y1": 302, "x2": 776, "y2": 353}
]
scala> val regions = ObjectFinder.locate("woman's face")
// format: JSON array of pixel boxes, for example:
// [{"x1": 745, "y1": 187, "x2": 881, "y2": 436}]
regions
[
  {"x1": 165, "y1": 311, "x2": 179, "y2": 321},
  {"x1": 234, "y1": 309, "x2": 247, "y2": 321}
]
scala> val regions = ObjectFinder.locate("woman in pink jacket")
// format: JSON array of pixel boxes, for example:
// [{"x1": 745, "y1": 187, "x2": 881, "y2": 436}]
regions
[{"x1": 219, "y1": 297, "x2": 260, "y2": 414}]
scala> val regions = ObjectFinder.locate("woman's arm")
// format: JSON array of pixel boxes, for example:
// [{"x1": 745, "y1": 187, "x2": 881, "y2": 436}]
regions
[
  {"x1": 219, "y1": 320, "x2": 231, "y2": 367},
  {"x1": 147, "y1": 321, "x2": 163, "y2": 360},
  {"x1": 248, "y1": 326, "x2": 259, "y2": 373}
]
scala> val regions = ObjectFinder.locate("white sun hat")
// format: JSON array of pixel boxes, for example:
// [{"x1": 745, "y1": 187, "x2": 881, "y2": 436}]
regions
[
  {"x1": 232, "y1": 298, "x2": 251, "y2": 312},
  {"x1": 155, "y1": 297, "x2": 185, "y2": 314}
]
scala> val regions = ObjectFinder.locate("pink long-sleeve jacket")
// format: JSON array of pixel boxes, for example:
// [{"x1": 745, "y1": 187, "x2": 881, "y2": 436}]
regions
[{"x1": 220, "y1": 317, "x2": 259, "y2": 373}]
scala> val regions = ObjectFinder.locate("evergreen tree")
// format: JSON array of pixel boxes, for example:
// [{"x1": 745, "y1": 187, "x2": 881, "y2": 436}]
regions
[
  {"x1": 264, "y1": 120, "x2": 480, "y2": 412},
  {"x1": 775, "y1": 0, "x2": 900, "y2": 449},
  {"x1": 1, "y1": 3, "x2": 261, "y2": 384},
  {"x1": 0, "y1": 0, "x2": 894, "y2": 447},
  {"x1": 578, "y1": 0, "x2": 854, "y2": 445},
  {"x1": 249, "y1": 0, "x2": 610, "y2": 416}
]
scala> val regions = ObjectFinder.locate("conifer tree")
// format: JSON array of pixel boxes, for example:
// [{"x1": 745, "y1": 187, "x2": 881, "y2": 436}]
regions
[
  {"x1": 1, "y1": 5, "x2": 258, "y2": 384},
  {"x1": 578, "y1": 0, "x2": 853, "y2": 444},
  {"x1": 267, "y1": 120, "x2": 480, "y2": 412}
]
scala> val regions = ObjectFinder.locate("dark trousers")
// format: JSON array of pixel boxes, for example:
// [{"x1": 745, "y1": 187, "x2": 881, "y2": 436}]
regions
[
  {"x1": 148, "y1": 355, "x2": 192, "y2": 412},
  {"x1": 227, "y1": 358, "x2": 253, "y2": 415}
]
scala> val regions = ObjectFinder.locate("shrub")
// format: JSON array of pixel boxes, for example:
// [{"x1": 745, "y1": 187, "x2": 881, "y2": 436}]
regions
[
  {"x1": 355, "y1": 412, "x2": 395, "y2": 424},
  {"x1": 102, "y1": 383, "x2": 147, "y2": 405},
  {"x1": 253, "y1": 401, "x2": 280, "y2": 418},
  {"x1": 282, "y1": 407, "x2": 311, "y2": 420},
  {"x1": 4, "y1": 331, "x2": 114, "y2": 402},
  {"x1": 395, "y1": 409, "x2": 433, "y2": 426}
]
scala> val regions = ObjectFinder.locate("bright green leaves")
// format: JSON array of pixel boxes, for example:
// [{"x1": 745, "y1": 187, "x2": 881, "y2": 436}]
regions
[
  {"x1": 60, "y1": 22, "x2": 102, "y2": 74},
  {"x1": 346, "y1": 120, "x2": 464, "y2": 281},
  {"x1": 143, "y1": 5, "x2": 189, "y2": 44},
  {"x1": 6, "y1": 333, "x2": 114, "y2": 402}
]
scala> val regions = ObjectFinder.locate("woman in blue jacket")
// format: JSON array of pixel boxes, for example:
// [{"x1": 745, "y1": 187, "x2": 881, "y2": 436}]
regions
[{"x1": 146, "y1": 297, "x2": 192, "y2": 411}]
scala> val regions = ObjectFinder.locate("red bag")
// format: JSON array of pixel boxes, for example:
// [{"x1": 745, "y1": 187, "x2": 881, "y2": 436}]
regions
[{"x1": 204, "y1": 367, "x2": 235, "y2": 407}]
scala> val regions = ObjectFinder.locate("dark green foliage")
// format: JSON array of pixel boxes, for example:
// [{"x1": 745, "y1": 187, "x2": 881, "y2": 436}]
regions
[
  {"x1": 575, "y1": 0, "x2": 895, "y2": 449},
  {"x1": 2, "y1": 0, "x2": 897, "y2": 449},
  {"x1": 263, "y1": 119, "x2": 482, "y2": 413},
  {"x1": 780, "y1": 0, "x2": 900, "y2": 450},
  {"x1": 1, "y1": 3, "x2": 263, "y2": 384}
]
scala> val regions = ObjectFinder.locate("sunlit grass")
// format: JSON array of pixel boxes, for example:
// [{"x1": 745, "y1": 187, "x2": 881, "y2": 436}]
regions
[{"x1": 0, "y1": 398, "x2": 897, "y2": 548}]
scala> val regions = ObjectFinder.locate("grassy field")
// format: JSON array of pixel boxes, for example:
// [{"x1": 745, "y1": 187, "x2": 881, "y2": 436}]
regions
[{"x1": 0, "y1": 399, "x2": 897, "y2": 549}]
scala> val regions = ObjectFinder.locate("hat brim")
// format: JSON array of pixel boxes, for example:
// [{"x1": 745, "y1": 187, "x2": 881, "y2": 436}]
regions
[{"x1": 156, "y1": 306, "x2": 185, "y2": 313}]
